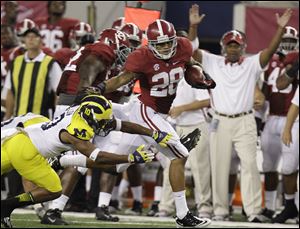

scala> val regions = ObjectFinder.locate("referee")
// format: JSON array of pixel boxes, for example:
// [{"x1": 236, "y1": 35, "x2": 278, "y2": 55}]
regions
[{"x1": 3, "y1": 26, "x2": 62, "y2": 120}]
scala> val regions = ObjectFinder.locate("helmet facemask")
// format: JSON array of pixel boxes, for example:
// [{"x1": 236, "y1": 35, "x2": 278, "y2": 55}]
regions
[
  {"x1": 78, "y1": 95, "x2": 113, "y2": 136},
  {"x1": 148, "y1": 36, "x2": 177, "y2": 60}
]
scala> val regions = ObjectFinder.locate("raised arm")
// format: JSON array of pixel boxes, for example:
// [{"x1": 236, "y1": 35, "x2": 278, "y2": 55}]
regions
[
  {"x1": 188, "y1": 4, "x2": 205, "y2": 63},
  {"x1": 259, "y1": 9, "x2": 293, "y2": 68}
]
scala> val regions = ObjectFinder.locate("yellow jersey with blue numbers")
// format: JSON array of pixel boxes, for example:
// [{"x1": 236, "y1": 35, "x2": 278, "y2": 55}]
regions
[{"x1": 24, "y1": 105, "x2": 95, "y2": 158}]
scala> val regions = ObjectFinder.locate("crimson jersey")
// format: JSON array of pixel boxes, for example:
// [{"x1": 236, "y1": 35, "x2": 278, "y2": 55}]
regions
[
  {"x1": 35, "y1": 17, "x2": 79, "y2": 52},
  {"x1": 263, "y1": 51, "x2": 299, "y2": 116},
  {"x1": 56, "y1": 42, "x2": 115, "y2": 95},
  {"x1": 125, "y1": 37, "x2": 193, "y2": 114},
  {"x1": 54, "y1": 48, "x2": 76, "y2": 69}
]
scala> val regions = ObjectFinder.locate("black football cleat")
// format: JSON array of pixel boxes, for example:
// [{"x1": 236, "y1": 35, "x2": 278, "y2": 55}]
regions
[
  {"x1": 95, "y1": 205, "x2": 119, "y2": 222},
  {"x1": 41, "y1": 208, "x2": 68, "y2": 225},
  {"x1": 175, "y1": 211, "x2": 211, "y2": 228}
]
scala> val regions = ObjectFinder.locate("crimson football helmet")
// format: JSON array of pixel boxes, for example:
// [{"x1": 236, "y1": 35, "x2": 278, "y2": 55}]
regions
[
  {"x1": 146, "y1": 19, "x2": 177, "y2": 60},
  {"x1": 69, "y1": 22, "x2": 95, "y2": 50},
  {"x1": 16, "y1": 18, "x2": 37, "y2": 36},
  {"x1": 121, "y1": 23, "x2": 143, "y2": 50},
  {"x1": 220, "y1": 30, "x2": 246, "y2": 55},
  {"x1": 278, "y1": 26, "x2": 298, "y2": 55},
  {"x1": 98, "y1": 28, "x2": 131, "y2": 67},
  {"x1": 111, "y1": 17, "x2": 126, "y2": 30}
]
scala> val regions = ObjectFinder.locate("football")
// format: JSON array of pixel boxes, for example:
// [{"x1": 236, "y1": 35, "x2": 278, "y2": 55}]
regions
[
  {"x1": 184, "y1": 65, "x2": 205, "y2": 86},
  {"x1": 184, "y1": 65, "x2": 216, "y2": 89}
]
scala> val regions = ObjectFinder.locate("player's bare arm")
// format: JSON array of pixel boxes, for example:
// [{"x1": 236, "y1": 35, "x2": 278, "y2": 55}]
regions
[
  {"x1": 259, "y1": 9, "x2": 293, "y2": 68},
  {"x1": 102, "y1": 70, "x2": 139, "y2": 94},
  {"x1": 169, "y1": 99, "x2": 210, "y2": 119},
  {"x1": 59, "y1": 130, "x2": 130, "y2": 164},
  {"x1": 78, "y1": 54, "x2": 106, "y2": 90},
  {"x1": 100, "y1": 119, "x2": 175, "y2": 148}
]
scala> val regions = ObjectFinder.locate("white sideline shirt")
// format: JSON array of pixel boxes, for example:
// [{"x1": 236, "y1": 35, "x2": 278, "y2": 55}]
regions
[
  {"x1": 202, "y1": 51, "x2": 264, "y2": 115},
  {"x1": 171, "y1": 78, "x2": 210, "y2": 126}
]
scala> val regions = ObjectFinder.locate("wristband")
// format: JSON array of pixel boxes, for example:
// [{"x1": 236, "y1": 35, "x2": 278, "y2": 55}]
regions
[
  {"x1": 115, "y1": 118, "x2": 122, "y2": 131},
  {"x1": 89, "y1": 148, "x2": 100, "y2": 161}
]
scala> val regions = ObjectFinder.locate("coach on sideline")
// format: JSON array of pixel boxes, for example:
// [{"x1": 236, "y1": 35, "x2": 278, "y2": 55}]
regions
[{"x1": 189, "y1": 6, "x2": 293, "y2": 222}]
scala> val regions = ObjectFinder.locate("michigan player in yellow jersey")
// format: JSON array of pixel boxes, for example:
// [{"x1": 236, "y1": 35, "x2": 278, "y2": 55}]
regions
[{"x1": 1, "y1": 94, "x2": 174, "y2": 228}]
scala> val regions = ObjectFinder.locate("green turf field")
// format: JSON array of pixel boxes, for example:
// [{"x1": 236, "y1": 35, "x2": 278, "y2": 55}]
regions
[{"x1": 3, "y1": 209, "x2": 298, "y2": 228}]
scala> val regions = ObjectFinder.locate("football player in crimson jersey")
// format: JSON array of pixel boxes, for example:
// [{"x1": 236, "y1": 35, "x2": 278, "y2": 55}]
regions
[
  {"x1": 93, "y1": 19, "x2": 214, "y2": 227},
  {"x1": 35, "y1": 1, "x2": 79, "y2": 52},
  {"x1": 259, "y1": 26, "x2": 299, "y2": 223},
  {"x1": 40, "y1": 29, "x2": 134, "y2": 225},
  {"x1": 54, "y1": 22, "x2": 95, "y2": 69},
  {"x1": 95, "y1": 23, "x2": 144, "y2": 221}
]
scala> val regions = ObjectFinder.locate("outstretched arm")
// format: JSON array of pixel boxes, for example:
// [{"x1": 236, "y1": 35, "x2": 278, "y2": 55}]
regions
[
  {"x1": 100, "y1": 118, "x2": 175, "y2": 148},
  {"x1": 96, "y1": 70, "x2": 138, "y2": 94},
  {"x1": 259, "y1": 9, "x2": 293, "y2": 68},
  {"x1": 59, "y1": 131, "x2": 154, "y2": 164}
]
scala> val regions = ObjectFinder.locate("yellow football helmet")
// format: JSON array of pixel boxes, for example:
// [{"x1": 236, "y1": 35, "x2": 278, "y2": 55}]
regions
[{"x1": 78, "y1": 94, "x2": 113, "y2": 135}]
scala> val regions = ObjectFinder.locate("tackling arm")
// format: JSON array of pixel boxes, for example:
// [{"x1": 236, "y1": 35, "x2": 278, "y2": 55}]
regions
[
  {"x1": 60, "y1": 131, "x2": 155, "y2": 164},
  {"x1": 78, "y1": 54, "x2": 106, "y2": 91},
  {"x1": 97, "y1": 70, "x2": 138, "y2": 94},
  {"x1": 60, "y1": 130, "x2": 129, "y2": 164}
]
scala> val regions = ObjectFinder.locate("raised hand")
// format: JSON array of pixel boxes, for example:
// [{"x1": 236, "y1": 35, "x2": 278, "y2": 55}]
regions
[
  {"x1": 189, "y1": 4, "x2": 205, "y2": 26},
  {"x1": 276, "y1": 8, "x2": 293, "y2": 28}
]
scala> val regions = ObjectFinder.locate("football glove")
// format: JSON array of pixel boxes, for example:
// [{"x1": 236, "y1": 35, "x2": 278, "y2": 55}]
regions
[
  {"x1": 128, "y1": 145, "x2": 155, "y2": 163},
  {"x1": 152, "y1": 130, "x2": 173, "y2": 147},
  {"x1": 180, "y1": 128, "x2": 201, "y2": 152}
]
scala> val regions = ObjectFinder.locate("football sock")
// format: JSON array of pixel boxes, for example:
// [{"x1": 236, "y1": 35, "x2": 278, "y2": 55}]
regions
[
  {"x1": 173, "y1": 190, "x2": 189, "y2": 220},
  {"x1": 98, "y1": 192, "x2": 111, "y2": 207},
  {"x1": 154, "y1": 186, "x2": 162, "y2": 202},
  {"x1": 131, "y1": 186, "x2": 142, "y2": 202},
  {"x1": 265, "y1": 191, "x2": 277, "y2": 211},
  {"x1": 111, "y1": 186, "x2": 119, "y2": 201},
  {"x1": 50, "y1": 194, "x2": 69, "y2": 211}
]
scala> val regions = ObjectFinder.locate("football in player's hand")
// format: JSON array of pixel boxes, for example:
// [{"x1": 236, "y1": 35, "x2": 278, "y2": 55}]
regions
[
  {"x1": 184, "y1": 65, "x2": 216, "y2": 89},
  {"x1": 184, "y1": 65, "x2": 205, "y2": 86}
]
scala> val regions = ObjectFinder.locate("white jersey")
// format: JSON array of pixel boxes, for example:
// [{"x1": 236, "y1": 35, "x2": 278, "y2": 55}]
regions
[
  {"x1": 24, "y1": 106, "x2": 95, "y2": 158},
  {"x1": 1, "y1": 113, "x2": 49, "y2": 130}
]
